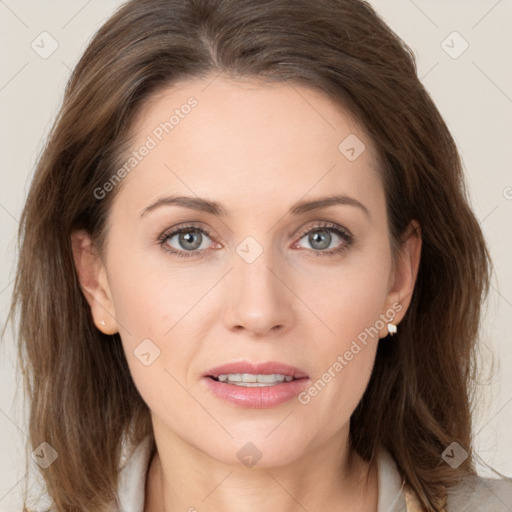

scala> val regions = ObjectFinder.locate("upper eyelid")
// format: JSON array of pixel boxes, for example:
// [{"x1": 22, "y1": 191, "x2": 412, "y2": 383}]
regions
[
  {"x1": 160, "y1": 223, "x2": 216, "y2": 241},
  {"x1": 295, "y1": 222, "x2": 350, "y2": 237}
]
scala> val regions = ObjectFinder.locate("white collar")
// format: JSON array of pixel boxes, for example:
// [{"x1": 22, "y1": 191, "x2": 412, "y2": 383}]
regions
[
  {"x1": 376, "y1": 448, "x2": 407, "y2": 511},
  {"x1": 116, "y1": 437, "x2": 407, "y2": 512}
]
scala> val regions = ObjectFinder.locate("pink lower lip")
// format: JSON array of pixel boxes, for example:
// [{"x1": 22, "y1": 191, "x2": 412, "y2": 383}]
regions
[{"x1": 202, "y1": 376, "x2": 310, "y2": 408}]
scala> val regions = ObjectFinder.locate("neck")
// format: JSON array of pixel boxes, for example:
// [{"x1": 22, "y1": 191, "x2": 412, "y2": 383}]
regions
[{"x1": 144, "y1": 433, "x2": 378, "y2": 512}]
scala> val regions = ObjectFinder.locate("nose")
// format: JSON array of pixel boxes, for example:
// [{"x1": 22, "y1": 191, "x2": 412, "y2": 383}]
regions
[{"x1": 221, "y1": 245, "x2": 295, "y2": 338}]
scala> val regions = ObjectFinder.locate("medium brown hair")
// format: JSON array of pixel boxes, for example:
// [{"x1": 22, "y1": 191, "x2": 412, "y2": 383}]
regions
[{"x1": 5, "y1": 0, "x2": 493, "y2": 510}]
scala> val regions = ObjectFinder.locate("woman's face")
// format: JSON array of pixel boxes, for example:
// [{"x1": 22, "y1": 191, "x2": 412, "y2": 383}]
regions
[{"x1": 75, "y1": 74, "x2": 420, "y2": 467}]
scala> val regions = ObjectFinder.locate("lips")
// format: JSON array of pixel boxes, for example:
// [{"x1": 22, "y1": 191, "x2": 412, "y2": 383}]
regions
[
  {"x1": 202, "y1": 360, "x2": 310, "y2": 408},
  {"x1": 205, "y1": 361, "x2": 309, "y2": 380}
]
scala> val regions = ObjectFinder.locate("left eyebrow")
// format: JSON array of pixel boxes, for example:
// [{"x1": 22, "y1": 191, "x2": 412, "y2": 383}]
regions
[
  {"x1": 289, "y1": 194, "x2": 370, "y2": 218},
  {"x1": 140, "y1": 194, "x2": 370, "y2": 219}
]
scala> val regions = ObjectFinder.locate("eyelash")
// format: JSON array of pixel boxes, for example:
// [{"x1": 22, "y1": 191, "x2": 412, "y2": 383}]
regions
[{"x1": 157, "y1": 221, "x2": 354, "y2": 260}]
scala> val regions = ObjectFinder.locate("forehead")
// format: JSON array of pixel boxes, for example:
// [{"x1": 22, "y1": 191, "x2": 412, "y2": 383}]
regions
[{"x1": 111, "y1": 74, "x2": 384, "y2": 220}]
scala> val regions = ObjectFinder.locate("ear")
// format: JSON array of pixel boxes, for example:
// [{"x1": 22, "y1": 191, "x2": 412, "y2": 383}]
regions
[
  {"x1": 378, "y1": 220, "x2": 422, "y2": 338},
  {"x1": 70, "y1": 229, "x2": 118, "y2": 335}
]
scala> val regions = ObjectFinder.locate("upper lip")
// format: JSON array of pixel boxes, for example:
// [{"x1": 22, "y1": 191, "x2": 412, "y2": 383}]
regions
[{"x1": 205, "y1": 361, "x2": 309, "y2": 379}]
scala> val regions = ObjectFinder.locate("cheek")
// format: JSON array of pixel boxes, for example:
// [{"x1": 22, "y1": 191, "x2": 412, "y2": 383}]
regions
[
  {"x1": 300, "y1": 299, "x2": 380, "y2": 440},
  {"x1": 300, "y1": 247, "x2": 391, "y2": 345},
  {"x1": 104, "y1": 257, "x2": 204, "y2": 397},
  {"x1": 294, "y1": 248, "x2": 390, "y2": 422},
  {"x1": 107, "y1": 247, "x2": 212, "y2": 340}
]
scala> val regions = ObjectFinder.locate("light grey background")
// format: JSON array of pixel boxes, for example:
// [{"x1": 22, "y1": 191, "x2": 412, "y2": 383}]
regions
[{"x1": 1, "y1": 0, "x2": 511, "y2": 509}]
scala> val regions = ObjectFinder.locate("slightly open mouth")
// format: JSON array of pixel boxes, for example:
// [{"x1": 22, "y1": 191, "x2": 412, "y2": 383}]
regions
[{"x1": 208, "y1": 374, "x2": 302, "y2": 387}]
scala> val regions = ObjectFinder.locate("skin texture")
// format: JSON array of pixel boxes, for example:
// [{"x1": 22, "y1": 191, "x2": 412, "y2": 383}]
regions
[{"x1": 71, "y1": 74, "x2": 421, "y2": 512}]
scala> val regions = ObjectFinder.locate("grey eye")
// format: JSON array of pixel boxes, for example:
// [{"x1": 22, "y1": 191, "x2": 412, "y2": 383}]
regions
[
  {"x1": 307, "y1": 230, "x2": 333, "y2": 250},
  {"x1": 163, "y1": 228, "x2": 212, "y2": 252}
]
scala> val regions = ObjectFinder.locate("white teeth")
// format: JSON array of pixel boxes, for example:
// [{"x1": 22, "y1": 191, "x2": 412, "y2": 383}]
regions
[{"x1": 215, "y1": 373, "x2": 295, "y2": 386}]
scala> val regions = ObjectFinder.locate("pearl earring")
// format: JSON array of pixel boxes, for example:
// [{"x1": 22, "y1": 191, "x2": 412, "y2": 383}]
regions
[
  {"x1": 100, "y1": 320, "x2": 106, "y2": 326},
  {"x1": 387, "y1": 323, "x2": 397, "y2": 336}
]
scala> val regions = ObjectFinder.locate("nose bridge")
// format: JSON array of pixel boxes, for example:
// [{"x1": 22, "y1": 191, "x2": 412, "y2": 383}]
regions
[{"x1": 222, "y1": 234, "x2": 293, "y2": 335}]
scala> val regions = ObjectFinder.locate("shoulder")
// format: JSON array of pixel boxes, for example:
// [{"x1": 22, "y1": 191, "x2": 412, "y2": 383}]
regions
[
  {"x1": 446, "y1": 474, "x2": 512, "y2": 512},
  {"x1": 25, "y1": 434, "x2": 155, "y2": 512}
]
